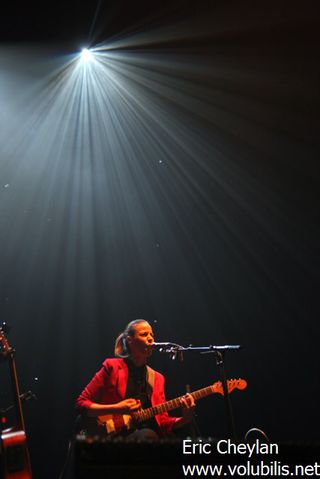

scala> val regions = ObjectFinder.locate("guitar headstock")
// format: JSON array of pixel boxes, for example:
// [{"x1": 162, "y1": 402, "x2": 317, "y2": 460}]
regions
[
  {"x1": 212, "y1": 378, "x2": 247, "y2": 395},
  {"x1": 0, "y1": 322, "x2": 12, "y2": 354}
]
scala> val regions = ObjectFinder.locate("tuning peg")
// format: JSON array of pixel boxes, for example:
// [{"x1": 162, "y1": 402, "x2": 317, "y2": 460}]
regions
[{"x1": 1, "y1": 322, "x2": 11, "y2": 334}]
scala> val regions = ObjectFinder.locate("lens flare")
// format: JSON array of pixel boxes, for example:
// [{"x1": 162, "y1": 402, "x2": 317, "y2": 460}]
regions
[{"x1": 80, "y1": 48, "x2": 93, "y2": 62}]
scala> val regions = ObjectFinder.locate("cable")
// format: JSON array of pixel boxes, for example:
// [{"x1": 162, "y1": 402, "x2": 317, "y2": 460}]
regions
[{"x1": 244, "y1": 427, "x2": 270, "y2": 442}]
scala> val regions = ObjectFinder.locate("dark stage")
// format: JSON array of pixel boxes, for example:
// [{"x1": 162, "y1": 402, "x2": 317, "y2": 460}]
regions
[{"x1": 0, "y1": 0, "x2": 319, "y2": 477}]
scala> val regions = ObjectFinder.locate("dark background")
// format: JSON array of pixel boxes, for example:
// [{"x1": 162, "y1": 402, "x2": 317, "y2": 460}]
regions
[{"x1": 0, "y1": 0, "x2": 319, "y2": 477}]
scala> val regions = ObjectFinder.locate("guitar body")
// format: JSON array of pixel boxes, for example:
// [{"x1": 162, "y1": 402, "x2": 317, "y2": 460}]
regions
[
  {"x1": 97, "y1": 414, "x2": 134, "y2": 436},
  {"x1": 1, "y1": 428, "x2": 32, "y2": 479}
]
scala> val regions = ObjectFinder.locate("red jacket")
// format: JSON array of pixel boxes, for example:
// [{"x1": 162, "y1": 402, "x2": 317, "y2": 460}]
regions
[{"x1": 76, "y1": 358, "x2": 177, "y2": 435}]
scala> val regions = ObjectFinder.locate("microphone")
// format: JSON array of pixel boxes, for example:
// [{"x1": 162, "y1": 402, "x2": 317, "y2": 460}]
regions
[
  {"x1": 20, "y1": 390, "x2": 37, "y2": 401},
  {"x1": 152, "y1": 342, "x2": 173, "y2": 348},
  {"x1": 152, "y1": 342, "x2": 184, "y2": 361}
]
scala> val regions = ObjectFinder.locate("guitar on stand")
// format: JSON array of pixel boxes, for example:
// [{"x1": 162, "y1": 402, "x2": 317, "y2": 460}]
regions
[{"x1": 0, "y1": 324, "x2": 32, "y2": 479}]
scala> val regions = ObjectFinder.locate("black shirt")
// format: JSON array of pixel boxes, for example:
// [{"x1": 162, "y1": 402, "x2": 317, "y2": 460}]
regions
[{"x1": 125, "y1": 359, "x2": 159, "y2": 431}]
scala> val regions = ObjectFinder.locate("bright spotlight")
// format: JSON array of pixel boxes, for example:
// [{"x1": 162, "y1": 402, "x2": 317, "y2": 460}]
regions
[{"x1": 80, "y1": 48, "x2": 93, "y2": 63}]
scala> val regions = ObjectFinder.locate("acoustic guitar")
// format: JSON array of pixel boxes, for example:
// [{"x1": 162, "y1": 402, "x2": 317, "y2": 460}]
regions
[
  {"x1": 96, "y1": 378, "x2": 247, "y2": 436},
  {"x1": 0, "y1": 325, "x2": 32, "y2": 479}
]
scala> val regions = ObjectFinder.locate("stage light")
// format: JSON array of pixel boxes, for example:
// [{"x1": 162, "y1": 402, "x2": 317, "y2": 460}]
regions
[{"x1": 80, "y1": 48, "x2": 93, "y2": 63}]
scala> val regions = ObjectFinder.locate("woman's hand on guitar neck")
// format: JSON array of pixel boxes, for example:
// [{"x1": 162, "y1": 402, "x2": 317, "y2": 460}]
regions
[{"x1": 173, "y1": 393, "x2": 196, "y2": 429}]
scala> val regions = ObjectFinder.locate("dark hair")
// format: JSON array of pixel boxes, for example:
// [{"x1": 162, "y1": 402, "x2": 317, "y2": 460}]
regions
[{"x1": 114, "y1": 319, "x2": 149, "y2": 358}]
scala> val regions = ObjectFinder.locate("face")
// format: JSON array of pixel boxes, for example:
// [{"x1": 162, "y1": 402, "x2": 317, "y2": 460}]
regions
[{"x1": 127, "y1": 322, "x2": 155, "y2": 361}]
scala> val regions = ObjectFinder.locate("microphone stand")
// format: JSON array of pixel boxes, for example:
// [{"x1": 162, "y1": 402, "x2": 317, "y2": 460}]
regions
[
  {"x1": 154, "y1": 342, "x2": 241, "y2": 441},
  {"x1": 0, "y1": 391, "x2": 37, "y2": 431},
  {"x1": 204, "y1": 346, "x2": 240, "y2": 441}
]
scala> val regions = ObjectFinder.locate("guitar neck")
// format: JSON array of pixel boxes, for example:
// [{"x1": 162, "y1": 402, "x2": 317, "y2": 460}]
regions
[
  {"x1": 134, "y1": 385, "x2": 215, "y2": 423},
  {"x1": 9, "y1": 356, "x2": 26, "y2": 431}
]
